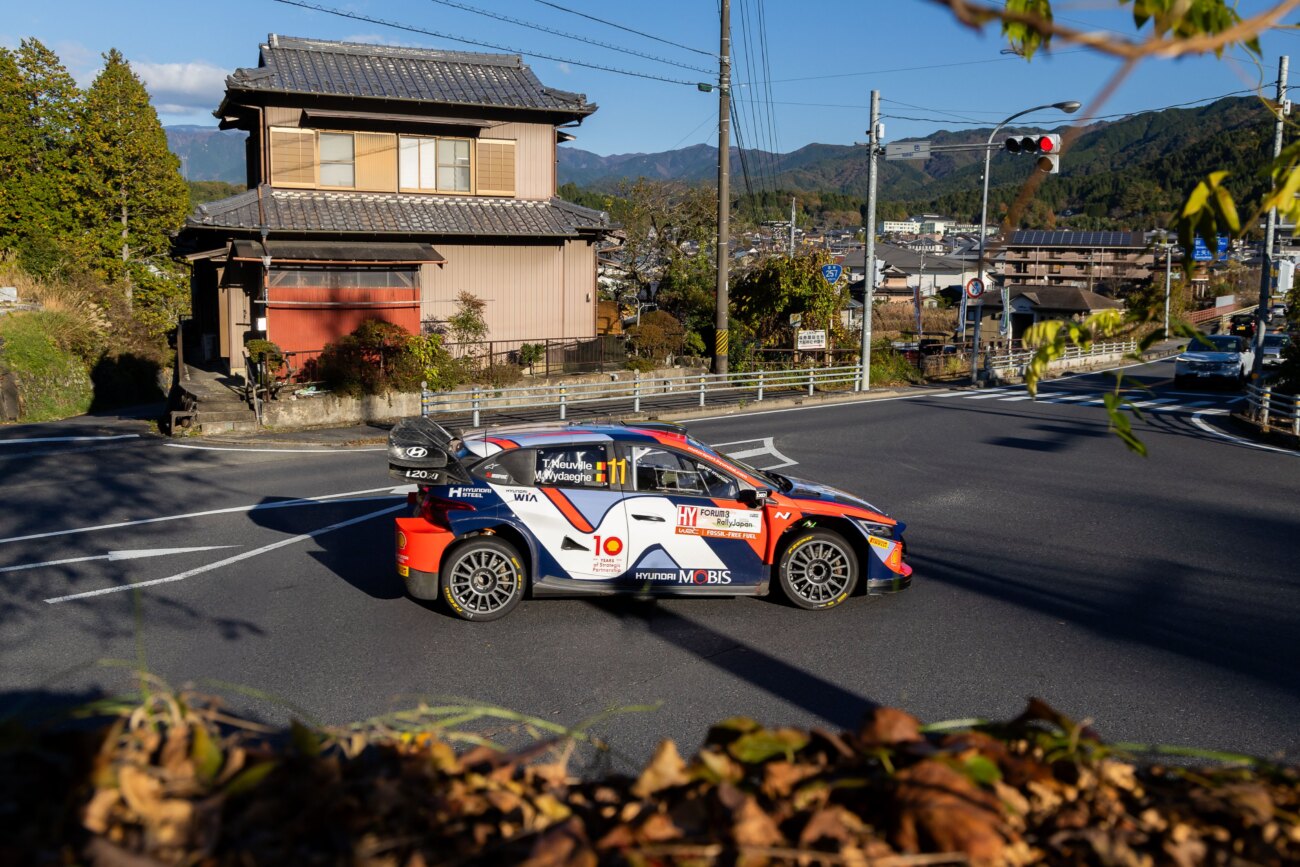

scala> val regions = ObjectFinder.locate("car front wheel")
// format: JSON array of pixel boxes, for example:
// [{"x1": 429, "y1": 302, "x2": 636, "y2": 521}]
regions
[
  {"x1": 777, "y1": 529, "x2": 859, "y2": 610},
  {"x1": 440, "y1": 536, "x2": 525, "y2": 622}
]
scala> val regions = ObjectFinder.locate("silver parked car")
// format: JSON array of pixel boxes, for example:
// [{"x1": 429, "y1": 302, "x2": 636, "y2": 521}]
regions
[
  {"x1": 1174, "y1": 334, "x2": 1255, "y2": 389},
  {"x1": 1261, "y1": 333, "x2": 1290, "y2": 369}
]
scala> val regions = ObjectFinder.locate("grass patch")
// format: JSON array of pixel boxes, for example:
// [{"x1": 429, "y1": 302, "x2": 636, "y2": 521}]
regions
[{"x1": 0, "y1": 311, "x2": 93, "y2": 421}]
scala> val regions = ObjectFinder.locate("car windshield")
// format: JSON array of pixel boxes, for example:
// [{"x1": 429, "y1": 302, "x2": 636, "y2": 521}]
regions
[
  {"x1": 1264, "y1": 335, "x2": 1289, "y2": 348},
  {"x1": 1196, "y1": 335, "x2": 1241, "y2": 352},
  {"x1": 689, "y1": 436, "x2": 790, "y2": 491}
]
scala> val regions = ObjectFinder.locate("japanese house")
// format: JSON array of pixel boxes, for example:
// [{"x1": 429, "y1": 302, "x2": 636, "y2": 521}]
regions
[{"x1": 175, "y1": 34, "x2": 610, "y2": 378}]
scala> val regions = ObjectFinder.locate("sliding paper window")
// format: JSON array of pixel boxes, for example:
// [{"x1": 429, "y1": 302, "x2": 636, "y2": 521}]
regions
[
  {"x1": 319, "y1": 133, "x2": 355, "y2": 187},
  {"x1": 398, "y1": 135, "x2": 471, "y2": 193}
]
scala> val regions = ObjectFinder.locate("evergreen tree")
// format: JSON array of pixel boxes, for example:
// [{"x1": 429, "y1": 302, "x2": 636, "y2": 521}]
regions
[
  {"x1": 10, "y1": 39, "x2": 82, "y2": 267},
  {"x1": 0, "y1": 49, "x2": 30, "y2": 251},
  {"x1": 76, "y1": 48, "x2": 189, "y2": 303}
]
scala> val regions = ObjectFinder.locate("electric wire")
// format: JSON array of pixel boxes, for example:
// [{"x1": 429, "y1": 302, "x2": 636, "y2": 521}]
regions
[
  {"x1": 533, "y1": 0, "x2": 715, "y2": 58},
  {"x1": 270, "y1": 0, "x2": 700, "y2": 86},
  {"x1": 735, "y1": 0, "x2": 771, "y2": 197},
  {"x1": 425, "y1": 0, "x2": 712, "y2": 74},
  {"x1": 756, "y1": 0, "x2": 782, "y2": 194}
]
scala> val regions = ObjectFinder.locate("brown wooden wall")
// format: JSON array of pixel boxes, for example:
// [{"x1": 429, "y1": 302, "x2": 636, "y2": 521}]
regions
[{"x1": 419, "y1": 238, "x2": 595, "y2": 343}]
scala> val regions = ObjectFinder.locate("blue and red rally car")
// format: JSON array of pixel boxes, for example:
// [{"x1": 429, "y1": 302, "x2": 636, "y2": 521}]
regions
[{"x1": 390, "y1": 419, "x2": 911, "y2": 621}]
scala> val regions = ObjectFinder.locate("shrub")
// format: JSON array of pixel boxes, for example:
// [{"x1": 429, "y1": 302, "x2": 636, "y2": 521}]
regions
[
  {"x1": 517, "y1": 342, "x2": 545, "y2": 372},
  {"x1": 0, "y1": 311, "x2": 93, "y2": 421},
  {"x1": 627, "y1": 310, "x2": 685, "y2": 363},
  {"x1": 481, "y1": 361, "x2": 523, "y2": 388},
  {"x1": 624, "y1": 357, "x2": 657, "y2": 373},
  {"x1": 317, "y1": 319, "x2": 422, "y2": 397}
]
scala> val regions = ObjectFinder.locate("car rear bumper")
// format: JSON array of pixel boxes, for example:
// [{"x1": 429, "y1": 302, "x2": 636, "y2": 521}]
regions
[
  {"x1": 396, "y1": 517, "x2": 456, "y2": 600},
  {"x1": 866, "y1": 572, "x2": 912, "y2": 595}
]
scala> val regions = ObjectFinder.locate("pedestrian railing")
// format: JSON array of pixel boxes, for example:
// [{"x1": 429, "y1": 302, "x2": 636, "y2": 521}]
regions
[
  {"x1": 984, "y1": 340, "x2": 1137, "y2": 375},
  {"x1": 1244, "y1": 383, "x2": 1300, "y2": 435},
  {"x1": 421, "y1": 364, "x2": 864, "y2": 427}
]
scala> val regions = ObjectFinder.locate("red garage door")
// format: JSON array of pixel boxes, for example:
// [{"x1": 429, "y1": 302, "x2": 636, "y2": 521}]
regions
[{"x1": 264, "y1": 269, "x2": 421, "y2": 364}]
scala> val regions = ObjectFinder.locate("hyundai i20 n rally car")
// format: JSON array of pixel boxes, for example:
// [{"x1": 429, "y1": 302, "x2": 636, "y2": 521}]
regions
[{"x1": 389, "y1": 418, "x2": 911, "y2": 621}]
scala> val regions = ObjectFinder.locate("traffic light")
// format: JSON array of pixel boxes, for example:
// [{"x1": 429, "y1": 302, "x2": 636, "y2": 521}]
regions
[{"x1": 1004, "y1": 133, "x2": 1061, "y2": 174}]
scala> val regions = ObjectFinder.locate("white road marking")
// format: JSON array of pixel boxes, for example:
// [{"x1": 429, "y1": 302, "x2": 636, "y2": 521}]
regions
[
  {"x1": 1040, "y1": 393, "x2": 1097, "y2": 403},
  {"x1": 1190, "y1": 412, "x2": 1300, "y2": 456},
  {"x1": 44, "y1": 503, "x2": 407, "y2": 604},
  {"x1": 0, "y1": 485, "x2": 414, "y2": 546},
  {"x1": 164, "y1": 443, "x2": 385, "y2": 453},
  {"x1": 712, "y1": 437, "x2": 798, "y2": 469},
  {"x1": 0, "y1": 546, "x2": 236, "y2": 575},
  {"x1": 0, "y1": 433, "x2": 140, "y2": 446},
  {"x1": 963, "y1": 389, "x2": 1021, "y2": 399}
]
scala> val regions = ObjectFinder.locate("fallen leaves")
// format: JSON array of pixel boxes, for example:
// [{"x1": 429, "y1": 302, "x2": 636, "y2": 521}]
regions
[{"x1": 1, "y1": 692, "x2": 1298, "y2": 866}]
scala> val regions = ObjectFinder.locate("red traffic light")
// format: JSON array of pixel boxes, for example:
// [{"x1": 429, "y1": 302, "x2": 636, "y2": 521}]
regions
[{"x1": 1037, "y1": 135, "x2": 1055, "y2": 153}]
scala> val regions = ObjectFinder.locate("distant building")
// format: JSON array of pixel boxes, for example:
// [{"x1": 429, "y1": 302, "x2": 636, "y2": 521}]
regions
[
  {"x1": 974, "y1": 285, "x2": 1124, "y2": 341},
  {"x1": 880, "y1": 219, "x2": 921, "y2": 234},
  {"x1": 1002, "y1": 230, "x2": 1154, "y2": 294}
]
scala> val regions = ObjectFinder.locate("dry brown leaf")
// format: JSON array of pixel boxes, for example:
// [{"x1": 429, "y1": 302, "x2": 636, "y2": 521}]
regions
[
  {"x1": 82, "y1": 788, "x2": 122, "y2": 835},
  {"x1": 118, "y1": 765, "x2": 163, "y2": 818},
  {"x1": 521, "y1": 816, "x2": 597, "y2": 867},
  {"x1": 858, "y1": 707, "x2": 923, "y2": 747},
  {"x1": 631, "y1": 739, "x2": 688, "y2": 798},
  {"x1": 762, "y1": 759, "x2": 821, "y2": 799},
  {"x1": 799, "y1": 805, "x2": 867, "y2": 848},
  {"x1": 893, "y1": 759, "x2": 1009, "y2": 863},
  {"x1": 717, "y1": 782, "x2": 785, "y2": 848}
]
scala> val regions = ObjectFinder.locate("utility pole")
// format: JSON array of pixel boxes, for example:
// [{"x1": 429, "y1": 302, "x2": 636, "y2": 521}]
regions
[
  {"x1": 1163, "y1": 231, "x2": 1173, "y2": 336},
  {"x1": 1253, "y1": 54, "x2": 1288, "y2": 381},
  {"x1": 714, "y1": 0, "x2": 731, "y2": 376},
  {"x1": 859, "y1": 89, "x2": 880, "y2": 391},
  {"x1": 789, "y1": 197, "x2": 796, "y2": 256}
]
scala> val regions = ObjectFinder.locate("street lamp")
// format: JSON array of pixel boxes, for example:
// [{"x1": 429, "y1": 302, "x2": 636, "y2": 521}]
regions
[{"x1": 971, "y1": 100, "x2": 1081, "y2": 384}]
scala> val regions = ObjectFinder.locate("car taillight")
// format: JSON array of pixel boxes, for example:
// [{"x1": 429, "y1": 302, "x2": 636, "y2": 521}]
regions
[{"x1": 420, "y1": 495, "x2": 475, "y2": 529}]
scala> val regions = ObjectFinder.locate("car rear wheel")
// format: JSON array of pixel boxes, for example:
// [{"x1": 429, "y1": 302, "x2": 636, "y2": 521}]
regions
[
  {"x1": 440, "y1": 536, "x2": 525, "y2": 622},
  {"x1": 777, "y1": 530, "x2": 859, "y2": 610}
]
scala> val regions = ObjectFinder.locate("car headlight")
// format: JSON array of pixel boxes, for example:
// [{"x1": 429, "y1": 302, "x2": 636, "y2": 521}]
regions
[{"x1": 856, "y1": 519, "x2": 895, "y2": 539}]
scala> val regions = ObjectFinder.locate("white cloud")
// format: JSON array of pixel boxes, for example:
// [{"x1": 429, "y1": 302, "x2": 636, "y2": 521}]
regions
[
  {"x1": 555, "y1": 62, "x2": 571, "y2": 75},
  {"x1": 132, "y1": 60, "x2": 229, "y2": 115}
]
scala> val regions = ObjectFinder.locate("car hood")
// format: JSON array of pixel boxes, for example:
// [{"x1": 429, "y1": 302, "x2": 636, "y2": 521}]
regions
[
  {"x1": 1178, "y1": 351, "x2": 1241, "y2": 364},
  {"x1": 780, "y1": 476, "x2": 892, "y2": 520}
]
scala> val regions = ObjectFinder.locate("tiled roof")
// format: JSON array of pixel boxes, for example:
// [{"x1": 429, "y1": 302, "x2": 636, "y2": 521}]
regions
[
  {"x1": 186, "y1": 186, "x2": 610, "y2": 238},
  {"x1": 982, "y1": 285, "x2": 1124, "y2": 312},
  {"x1": 223, "y1": 34, "x2": 595, "y2": 117},
  {"x1": 1008, "y1": 230, "x2": 1147, "y2": 248}
]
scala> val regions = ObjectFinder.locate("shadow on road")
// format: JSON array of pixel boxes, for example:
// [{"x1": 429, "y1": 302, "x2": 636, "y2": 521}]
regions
[{"x1": 582, "y1": 596, "x2": 881, "y2": 730}]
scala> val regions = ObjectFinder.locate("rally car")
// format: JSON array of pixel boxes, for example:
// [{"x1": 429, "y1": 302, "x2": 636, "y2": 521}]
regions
[{"x1": 389, "y1": 418, "x2": 911, "y2": 621}]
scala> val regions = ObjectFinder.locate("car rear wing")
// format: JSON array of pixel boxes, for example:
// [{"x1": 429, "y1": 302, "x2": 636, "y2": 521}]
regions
[{"x1": 387, "y1": 417, "x2": 472, "y2": 485}]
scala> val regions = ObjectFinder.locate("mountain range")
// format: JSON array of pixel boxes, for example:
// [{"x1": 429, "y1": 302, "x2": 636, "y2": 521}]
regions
[{"x1": 165, "y1": 96, "x2": 1273, "y2": 218}]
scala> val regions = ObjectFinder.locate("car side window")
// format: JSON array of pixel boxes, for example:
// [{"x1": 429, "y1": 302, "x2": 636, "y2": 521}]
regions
[
  {"x1": 630, "y1": 447, "x2": 739, "y2": 499},
  {"x1": 474, "y1": 449, "x2": 536, "y2": 486},
  {"x1": 534, "y1": 445, "x2": 608, "y2": 489}
]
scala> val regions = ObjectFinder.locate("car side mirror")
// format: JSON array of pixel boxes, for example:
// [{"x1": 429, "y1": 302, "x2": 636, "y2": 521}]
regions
[{"x1": 737, "y1": 488, "x2": 770, "y2": 509}]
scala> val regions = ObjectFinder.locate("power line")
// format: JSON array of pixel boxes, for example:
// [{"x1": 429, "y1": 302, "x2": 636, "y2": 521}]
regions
[
  {"x1": 533, "y1": 0, "x2": 715, "y2": 58},
  {"x1": 270, "y1": 0, "x2": 700, "y2": 86},
  {"x1": 762, "y1": 48, "x2": 1092, "y2": 85},
  {"x1": 882, "y1": 88, "x2": 1261, "y2": 126},
  {"x1": 425, "y1": 0, "x2": 712, "y2": 74},
  {"x1": 667, "y1": 110, "x2": 718, "y2": 151},
  {"x1": 756, "y1": 0, "x2": 782, "y2": 179}
]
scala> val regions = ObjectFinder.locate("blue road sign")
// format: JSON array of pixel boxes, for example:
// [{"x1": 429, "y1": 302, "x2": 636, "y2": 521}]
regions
[
  {"x1": 820, "y1": 264, "x2": 843, "y2": 285},
  {"x1": 1192, "y1": 235, "x2": 1229, "y2": 262}
]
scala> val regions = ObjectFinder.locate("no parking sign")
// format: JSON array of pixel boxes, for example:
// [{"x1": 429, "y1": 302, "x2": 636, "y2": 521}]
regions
[{"x1": 965, "y1": 277, "x2": 985, "y2": 299}]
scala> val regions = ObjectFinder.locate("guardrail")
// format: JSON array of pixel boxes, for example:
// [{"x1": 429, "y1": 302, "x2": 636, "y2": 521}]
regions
[
  {"x1": 421, "y1": 364, "x2": 864, "y2": 426},
  {"x1": 1244, "y1": 383, "x2": 1300, "y2": 435},
  {"x1": 984, "y1": 340, "x2": 1138, "y2": 375}
]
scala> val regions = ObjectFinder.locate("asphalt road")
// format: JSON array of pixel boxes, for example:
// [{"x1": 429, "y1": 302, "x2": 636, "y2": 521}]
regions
[{"x1": 3, "y1": 356, "x2": 1298, "y2": 773}]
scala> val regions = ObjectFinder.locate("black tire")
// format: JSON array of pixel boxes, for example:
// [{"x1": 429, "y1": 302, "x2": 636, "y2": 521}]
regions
[
  {"x1": 777, "y1": 530, "x2": 859, "y2": 610},
  {"x1": 439, "y1": 536, "x2": 525, "y2": 622}
]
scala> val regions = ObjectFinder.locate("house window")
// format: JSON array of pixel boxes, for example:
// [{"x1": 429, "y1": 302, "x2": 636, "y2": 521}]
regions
[
  {"x1": 399, "y1": 135, "x2": 474, "y2": 194},
  {"x1": 267, "y1": 268, "x2": 418, "y2": 289},
  {"x1": 319, "y1": 133, "x2": 355, "y2": 188},
  {"x1": 269, "y1": 127, "x2": 316, "y2": 187},
  {"x1": 476, "y1": 138, "x2": 516, "y2": 196}
]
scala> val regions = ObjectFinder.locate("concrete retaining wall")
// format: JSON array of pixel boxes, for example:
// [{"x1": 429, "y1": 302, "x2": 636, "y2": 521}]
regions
[{"x1": 261, "y1": 366, "x2": 690, "y2": 429}]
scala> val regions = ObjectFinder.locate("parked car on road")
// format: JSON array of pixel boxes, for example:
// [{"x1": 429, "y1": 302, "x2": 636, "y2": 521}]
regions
[
  {"x1": 1261, "y1": 333, "x2": 1290, "y2": 369},
  {"x1": 389, "y1": 419, "x2": 911, "y2": 621},
  {"x1": 1174, "y1": 334, "x2": 1255, "y2": 389}
]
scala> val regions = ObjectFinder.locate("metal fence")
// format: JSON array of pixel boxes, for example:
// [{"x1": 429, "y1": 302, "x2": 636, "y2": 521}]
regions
[
  {"x1": 1244, "y1": 383, "x2": 1300, "y2": 435},
  {"x1": 984, "y1": 340, "x2": 1138, "y2": 375},
  {"x1": 422, "y1": 364, "x2": 864, "y2": 427},
  {"x1": 441, "y1": 334, "x2": 632, "y2": 375}
]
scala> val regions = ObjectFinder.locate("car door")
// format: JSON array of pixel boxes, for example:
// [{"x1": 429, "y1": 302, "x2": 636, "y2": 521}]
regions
[
  {"x1": 613, "y1": 444, "x2": 769, "y2": 591},
  {"x1": 496, "y1": 443, "x2": 629, "y2": 583}
]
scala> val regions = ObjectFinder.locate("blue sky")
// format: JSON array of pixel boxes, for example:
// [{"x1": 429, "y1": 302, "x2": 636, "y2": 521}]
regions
[{"x1": 3, "y1": 1, "x2": 1297, "y2": 156}]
